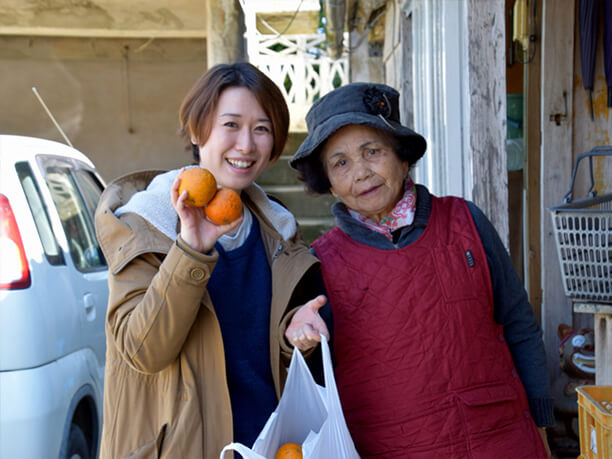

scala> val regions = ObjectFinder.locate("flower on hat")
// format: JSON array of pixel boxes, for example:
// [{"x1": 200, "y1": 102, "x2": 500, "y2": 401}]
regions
[{"x1": 363, "y1": 87, "x2": 392, "y2": 118}]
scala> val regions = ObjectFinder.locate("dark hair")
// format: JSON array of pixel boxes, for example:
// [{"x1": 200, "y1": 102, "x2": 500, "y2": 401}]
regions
[
  {"x1": 294, "y1": 128, "x2": 420, "y2": 195},
  {"x1": 178, "y1": 62, "x2": 290, "y2": 164}
]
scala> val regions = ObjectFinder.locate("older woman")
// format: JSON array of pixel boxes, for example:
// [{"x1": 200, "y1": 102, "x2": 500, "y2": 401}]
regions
[{"x1": 286, "y1": 82, "x2": 552, "y2": 458}]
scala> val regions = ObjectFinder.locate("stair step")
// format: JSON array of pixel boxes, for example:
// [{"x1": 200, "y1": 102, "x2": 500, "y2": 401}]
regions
[
  {"x1": 258, "y1": 155, "x2": 302, "y2": 186},
  {"x1": 261, "y1": 185, "x2": 337, "y2": 218},
  {"x1": 296, "y1": 218, "x2": 336, "y2": 244},
  {"x1": 260, "y1": 132, "x2": 335, "y2": 244},
  {"x1": 297, "y1": 217, "x2": 336, "y2": 226}
]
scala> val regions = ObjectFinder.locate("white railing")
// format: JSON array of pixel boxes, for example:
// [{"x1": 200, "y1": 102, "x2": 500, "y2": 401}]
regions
[
  {"x1": 240, "y1": 0, "x2": 349, "y2": 131},
  {"x1": 249, "y1": 33, "x2": 349, "y2": 132}
]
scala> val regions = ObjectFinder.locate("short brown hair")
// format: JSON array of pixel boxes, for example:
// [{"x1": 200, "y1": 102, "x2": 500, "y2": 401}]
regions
[{"x1": 178, "y1": 62, "x2": 290, "y2": 164}]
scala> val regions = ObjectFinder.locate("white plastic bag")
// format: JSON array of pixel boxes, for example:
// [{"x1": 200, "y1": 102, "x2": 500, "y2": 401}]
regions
[{"x1": 220, "y1": 336, "x2": 360, "y2": 459}]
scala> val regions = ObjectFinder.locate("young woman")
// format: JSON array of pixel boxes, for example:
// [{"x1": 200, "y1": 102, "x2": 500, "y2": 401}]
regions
[
  {"x1": 287, "y1": 82, "x2": 553, "y2": 458},
  {"x1": 95, "y1": 62, "x2": 322, "y2": 458}
]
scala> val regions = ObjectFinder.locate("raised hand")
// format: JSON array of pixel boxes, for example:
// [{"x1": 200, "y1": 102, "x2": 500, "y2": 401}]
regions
[
  {"x1": 285, "y1": 295, "x2": 329, "y2": 351},
  {"x1": 171, "y1": 169, "x2": 243, "y2": 253}
]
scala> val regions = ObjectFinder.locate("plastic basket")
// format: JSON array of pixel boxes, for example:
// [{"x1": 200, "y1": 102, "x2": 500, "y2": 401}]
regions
[
  {"x1": 577, "y1": 385, "x2": 612, "y2": 458},
  {"x1": 548, "y1": 147, "x2": 612, "y2": 303}
]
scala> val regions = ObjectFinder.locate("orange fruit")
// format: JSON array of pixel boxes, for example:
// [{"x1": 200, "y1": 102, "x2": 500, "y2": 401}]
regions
[
  {"x1": 275, "y1": 442, "x2": 303, "y2": 459},
  {"x1": 205, "y1": 188, "x2": 242, "y2": 225},
  {"x1": 178, "y1": 167, "x2": 217, "y2": 207}
]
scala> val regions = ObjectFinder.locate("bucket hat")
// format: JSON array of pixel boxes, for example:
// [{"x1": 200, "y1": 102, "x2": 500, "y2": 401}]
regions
[{"x1": 289, "y1": 82, "x2": 427, "y2": 168}]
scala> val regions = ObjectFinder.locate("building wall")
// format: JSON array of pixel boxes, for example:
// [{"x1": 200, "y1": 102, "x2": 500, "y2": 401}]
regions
[
  {"x1": 571, "y1": 17, "x2": 612, "y2": 198},
  {"x1": 0, "y1": 35, "x2": 207, "y2": 183},
  {"x1": 540, "y1": 0, "x2": 612, "y2": 385}
]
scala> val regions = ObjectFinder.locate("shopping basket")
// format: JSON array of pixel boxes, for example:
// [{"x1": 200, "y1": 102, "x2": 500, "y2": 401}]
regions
[{"x1": 548, "y1": 146, "x2": 612, "y2": 303}]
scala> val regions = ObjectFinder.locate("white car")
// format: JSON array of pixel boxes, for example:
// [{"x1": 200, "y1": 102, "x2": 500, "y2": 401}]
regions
[{"x1": 0, "y1": 135, "x2": 108, "y2": 459}]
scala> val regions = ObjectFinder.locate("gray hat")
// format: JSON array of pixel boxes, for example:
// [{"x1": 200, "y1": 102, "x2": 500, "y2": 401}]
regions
[{"x1": 289, "y1": 82, "x2": 427, "y2": 168}]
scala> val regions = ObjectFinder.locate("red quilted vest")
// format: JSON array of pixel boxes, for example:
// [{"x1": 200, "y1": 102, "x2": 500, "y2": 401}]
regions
[{"x1": 312, "y1": 196, "x2": 546, "y2": 458}]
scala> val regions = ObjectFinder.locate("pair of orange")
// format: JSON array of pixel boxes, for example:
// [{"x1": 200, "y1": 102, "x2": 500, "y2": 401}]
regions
[{"x1": 177, "y1": 167, "x2": 242, "y2": 225}]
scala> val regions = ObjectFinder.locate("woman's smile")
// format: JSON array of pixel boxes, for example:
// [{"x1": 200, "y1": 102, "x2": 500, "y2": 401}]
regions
[
  {"x1": 226, "y1": 158, "x2": 255, "y2": 170},
  {"x1": 357, "y1": 185, "x2": 381, "y2": 197}
]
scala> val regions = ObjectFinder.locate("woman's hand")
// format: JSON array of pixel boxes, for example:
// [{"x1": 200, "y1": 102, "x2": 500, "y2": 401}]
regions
[
  {"x1": 285, "y1": 295, "x2": 329, "y2": 351},
  {"x1": 538, "y1": 427, "x2": 551, "y2": 458},
  {"x1": 171, "y1": 170, "x2": 242, "y2": 253}
]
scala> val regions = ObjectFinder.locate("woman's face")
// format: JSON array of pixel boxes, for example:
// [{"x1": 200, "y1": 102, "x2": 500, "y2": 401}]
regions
[
  {"x1": 197, "y1": 86, "x2": 274, "y2": 193},
  {"x1": 321, "y1": 124, "x2": 410, "y2": 222}
]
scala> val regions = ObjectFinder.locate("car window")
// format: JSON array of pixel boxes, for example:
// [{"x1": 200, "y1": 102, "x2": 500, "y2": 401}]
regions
[
  {"x1": 73, "y1": 169, "x2": 104, "y2": 217},
  {"x1": 14, "y1": 162, "x2": 65, "y2": 266},
  {"x1": 45, "y1": 166, "x2": 106, "y2": 272}
]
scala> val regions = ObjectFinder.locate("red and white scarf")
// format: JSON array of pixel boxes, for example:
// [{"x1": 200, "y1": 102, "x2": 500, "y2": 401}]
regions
[{"x1": 347, "y1": 176, "x2": 417, "y2": 240}]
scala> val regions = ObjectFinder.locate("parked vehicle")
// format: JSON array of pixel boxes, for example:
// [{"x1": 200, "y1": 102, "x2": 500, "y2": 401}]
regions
[{"x1": 0, "y1": 135, "x2": 108, "y2": 459}]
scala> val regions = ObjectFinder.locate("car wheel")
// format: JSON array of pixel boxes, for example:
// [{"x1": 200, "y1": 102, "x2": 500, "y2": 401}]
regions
[{"x1": 65, "y1": 423, "x2": 90, "y2": 459}]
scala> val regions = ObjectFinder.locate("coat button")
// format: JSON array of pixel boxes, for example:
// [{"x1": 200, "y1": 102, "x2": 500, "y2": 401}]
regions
[{"x1": 190, "y1": 267, "x2": 205, "y2": 281}]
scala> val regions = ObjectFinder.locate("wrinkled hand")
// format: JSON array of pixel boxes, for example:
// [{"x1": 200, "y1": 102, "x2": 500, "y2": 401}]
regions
[
  {"x1": 285, "y1": 295, "x2": 329, "y2": 351},
  {"x1": 171, "y1": 169, "x2": 242, "y2": 253}
]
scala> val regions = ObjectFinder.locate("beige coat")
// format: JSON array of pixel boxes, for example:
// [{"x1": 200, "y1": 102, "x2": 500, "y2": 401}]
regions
[{"x1": 94, "y1": 170, "x2": 319, "y2": 458}]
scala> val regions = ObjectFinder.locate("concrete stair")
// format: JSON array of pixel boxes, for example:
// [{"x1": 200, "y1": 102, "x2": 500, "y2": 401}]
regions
[{"x1": 257, "y1": 133, "x2": 336, "y2": 245}]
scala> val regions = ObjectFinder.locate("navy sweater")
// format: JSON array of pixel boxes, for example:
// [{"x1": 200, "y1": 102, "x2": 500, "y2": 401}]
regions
[{"x1": 208, "y1": 217, "x2": 278, "y2": 447}]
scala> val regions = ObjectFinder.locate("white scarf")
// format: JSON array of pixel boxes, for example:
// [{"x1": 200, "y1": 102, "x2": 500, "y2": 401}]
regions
[{"x1": 115, "y1": 169, "x2": 296, "y2": 249}]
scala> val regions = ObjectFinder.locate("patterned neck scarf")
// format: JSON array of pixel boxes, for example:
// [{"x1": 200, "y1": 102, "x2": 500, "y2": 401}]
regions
[{"x1": 347, "y1": 176, "x2": 417, "y2": 240}]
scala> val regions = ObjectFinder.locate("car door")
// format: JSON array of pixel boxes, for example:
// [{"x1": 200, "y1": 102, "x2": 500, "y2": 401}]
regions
[{"x1": 40, "y1": 156, "x2": 108, "y2": 379}]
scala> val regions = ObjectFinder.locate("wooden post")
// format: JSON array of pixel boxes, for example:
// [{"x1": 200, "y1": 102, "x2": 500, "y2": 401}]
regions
[
  {"x1": 524, "y1": 0, "x2": 543, "y2": 322},
  {"x1": 540, "y1": 0, "x2": 575, "y2": 383},
  {"x1": 467, "y1": 0, "x2": 509, "y2": 245},
  {"x1": 206, "y1": 0, "x2": 245, "y2": 67},
  {"x1": 574, "y1": 303, "x2": 612, "y2": 384},
  {"x1": 595, "y1": 314, "x2": 612, "y2": 384}
]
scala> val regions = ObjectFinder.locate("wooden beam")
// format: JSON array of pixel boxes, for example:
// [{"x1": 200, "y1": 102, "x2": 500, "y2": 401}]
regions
[
  {"x1": 0, "y1": 26, "x2": 206, "y2": 39},
  {"x1": 244, "y1": 0, "x2": 320, "y2": 14}
]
